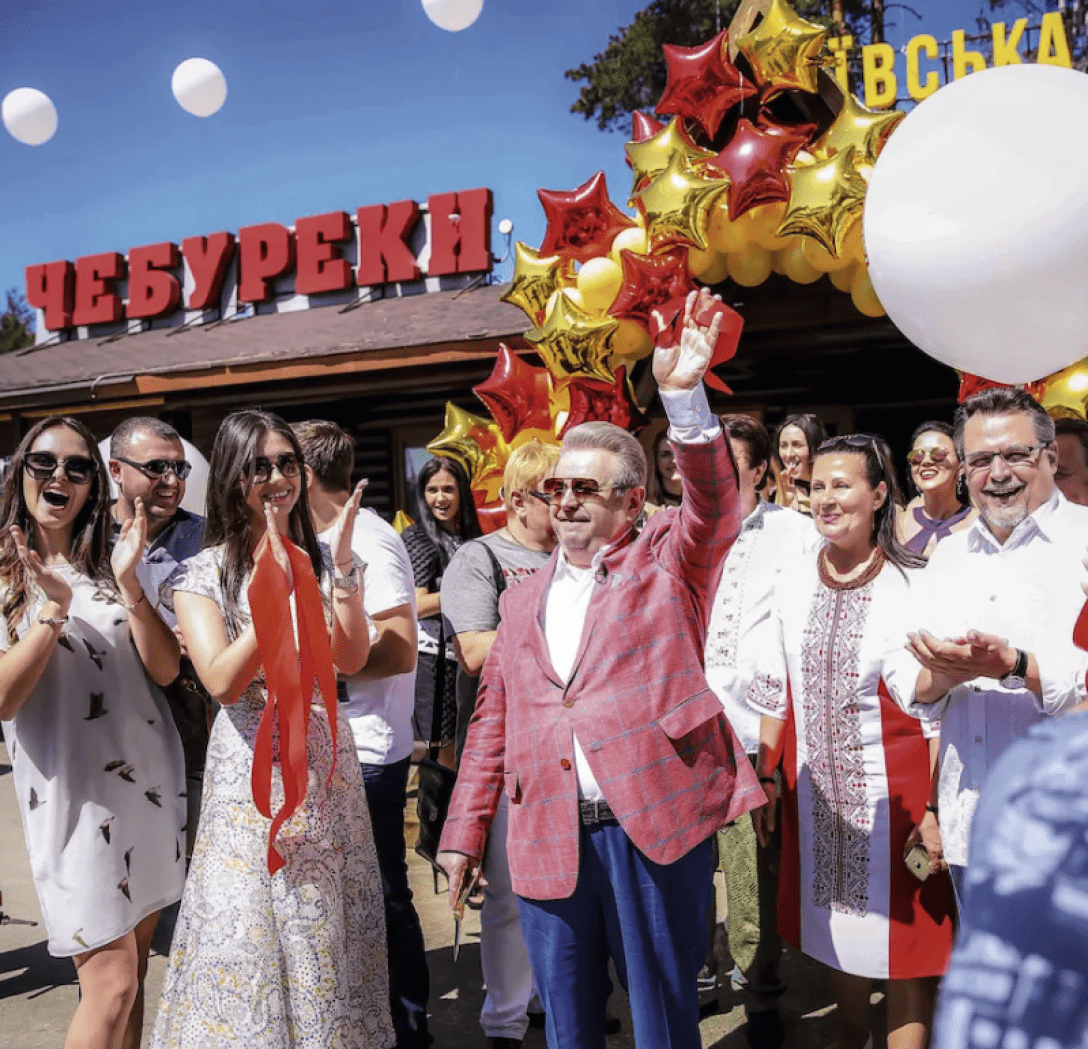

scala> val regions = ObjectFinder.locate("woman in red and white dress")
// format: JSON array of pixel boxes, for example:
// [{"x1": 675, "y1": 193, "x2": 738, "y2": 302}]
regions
[{"x1": 750, "y1": 434, "x2": 953, "y2": 1049}]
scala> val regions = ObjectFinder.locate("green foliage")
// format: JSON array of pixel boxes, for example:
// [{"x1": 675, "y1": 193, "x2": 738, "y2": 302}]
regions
[{"x1": 0, "y1": 289, "x2": 35, "y2": 355}]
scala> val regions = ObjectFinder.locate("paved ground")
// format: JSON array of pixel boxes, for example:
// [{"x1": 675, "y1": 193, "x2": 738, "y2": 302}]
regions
[{"x1": 0, "y1": 740, "x2": 883, "y2": 1048}]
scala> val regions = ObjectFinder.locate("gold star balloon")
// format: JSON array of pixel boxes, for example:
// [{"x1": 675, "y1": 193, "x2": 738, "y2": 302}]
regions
[
  {"x1": 633, "y1": 151, "x2": 730, "y2": 253},
  {"x1": 525, "y1": 291, "x2": 618, "y2": 385},
  {"x1": 1038, "y1": 357, "x2": 1088, "y2": 419},
  {"x1": 625, "y1": 117, "x2": 717, "y2": 204},
  {"x1": 777, "y1": 145, "x2": 868, "y2": 258},
  {"x1": 736, "y1": 0, "x2": 829, "y2": 96},
  {"x1": 426, "y1": 403, "x2": 506, "y2": 486},
  {"x1": 812, "y1": 92, "x2": 905, "y2": 166},
  {"x1": 499, "y1": 242, "x2": 574, "y2": 326}
]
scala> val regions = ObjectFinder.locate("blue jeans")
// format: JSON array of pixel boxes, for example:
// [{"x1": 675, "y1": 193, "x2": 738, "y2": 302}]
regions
[
  {"x1": 361, "y1": 757, "x2": 432, "y2": 1048},
  {"x1": 517, "y1": 821, "x2": 713, "y2": 1049}
]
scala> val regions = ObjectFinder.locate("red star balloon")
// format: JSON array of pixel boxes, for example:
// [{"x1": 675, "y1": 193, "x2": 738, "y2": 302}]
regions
[
  {"x1": 708, "y1": 118, "x2": 808, "y2": 221},
  {"x1": 656, "y1": 31, "x2": 758, "y2": 140},
  {"x1": 757, "y1": 106, "x2": 818, "y2": 145},
  {"x1": 560, "y1": 366, "x2": 647, "y2": 436},
  {"x1": 538, "y1": 171, "x2": 637, "y2": 264},
  {"x1": 608, "y1": 249, "x2": 693, "y2": 329},
  {"x1": 631, "y1": 111, "x2": 666, "y2": 142},
  {"x1": 649, "y1": 294, "x2": 744, "y2": 394},
  {"x1": 472, "y1": 343, "x2": 555, "y2": 443}
]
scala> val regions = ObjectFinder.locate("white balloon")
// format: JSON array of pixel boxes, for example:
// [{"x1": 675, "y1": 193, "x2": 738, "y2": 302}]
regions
[
  {"x1": 99, "y1": 437, "x2": 209, "y2": 517},
  {"x1": 171, "y1": 58, "x2": 227, "y2": 118},
  {"x1": 865, "y1": 65, "x2": 1088, "y2": 385},
  {"x1": 422, "y1": 0, "x2": 484, "y2": 32},
  {"x1": 2, "y1": 88, "x2": 58, "y2": 146}
]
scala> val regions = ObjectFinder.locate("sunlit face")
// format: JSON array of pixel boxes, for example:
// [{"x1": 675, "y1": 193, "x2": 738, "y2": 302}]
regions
[
  {"x1": 656, "y1": 436, "x2": 681, "y2": 496},
  {"x1": 962, "y1": 412, "x2": 1056, "y2": 539},
  {"x1": 520, "y1": 470, "x2": 556, "y2": 549},
  {"x1": 110, "y1": 430, "x2": 186, "y2": 524},
  {"x1": 1055, "y1": 432, "x2": 1088, "y2": 507},
  {"x1": 242, "y1": 430, "x2": 301, "y2": 533},
  {"x1": 21, "y1": 425, "x2": 96, "y2": 538},
  {"x1": 779, "y1": 424, "x2": 811, "y2": 479},
  {"x1": 424, "y1": 468, "x2": 461, "y2": 532},
  {"x1": 909, "y1": 430, "x2": 960, "y2": 498},
  {"x1": 550, "y1": 447, "x2": 643, "y2": 567},
  {"x1": 810, "y1": 452, "x2": 886, "y2": 551}
]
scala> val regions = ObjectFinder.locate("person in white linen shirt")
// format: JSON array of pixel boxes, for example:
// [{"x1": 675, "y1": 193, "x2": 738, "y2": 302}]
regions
[{"x1": 899, "y1": 388, "x2": 1088, "y2": 892}]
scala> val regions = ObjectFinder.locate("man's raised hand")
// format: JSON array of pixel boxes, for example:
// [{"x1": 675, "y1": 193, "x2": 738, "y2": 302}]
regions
[{"x1": 651, "y1": 287, "x2": 724, "y2": 393}]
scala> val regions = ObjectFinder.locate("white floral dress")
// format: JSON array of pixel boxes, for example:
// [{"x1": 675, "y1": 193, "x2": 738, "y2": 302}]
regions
[
  {"x1": 149, "y1": 545, "x2": 393, "y2": 1049},
  {"x1": 0, "y1": 567, "x2": 186, "y2": 957}
]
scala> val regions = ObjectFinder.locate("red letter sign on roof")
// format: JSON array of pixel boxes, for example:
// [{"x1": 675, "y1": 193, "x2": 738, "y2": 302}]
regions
[{"x1": 25, "y1": 260, "x2": 75, "y2": 331}]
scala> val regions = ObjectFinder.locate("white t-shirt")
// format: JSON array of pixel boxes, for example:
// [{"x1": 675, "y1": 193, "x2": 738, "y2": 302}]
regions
[{"x1": 320, "y1": 509, "x2": 418, "y2": 766}]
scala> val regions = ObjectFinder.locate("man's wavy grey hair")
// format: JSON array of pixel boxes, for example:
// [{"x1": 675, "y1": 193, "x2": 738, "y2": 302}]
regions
[{"x1": 561, "y1": 422, "x2": 647, "y2": 489}]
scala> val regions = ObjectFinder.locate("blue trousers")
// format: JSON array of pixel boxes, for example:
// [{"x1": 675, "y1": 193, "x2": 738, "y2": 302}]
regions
[
  {"x1": 517, "y1": 821, "x2": 714, "y2": 1049},
  {"x1": 361, "y1": 757, "x2": 432, "y2": 1048}
]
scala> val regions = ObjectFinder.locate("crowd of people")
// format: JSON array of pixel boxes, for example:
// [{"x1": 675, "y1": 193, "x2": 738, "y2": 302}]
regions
[{"x1": 1, "y1": 286, "x2": 1087, "y2": 1049}]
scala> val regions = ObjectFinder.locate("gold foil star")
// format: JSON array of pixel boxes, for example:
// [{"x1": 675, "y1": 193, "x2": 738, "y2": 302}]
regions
[
  {"x1": 812, "y1": 92, "x2": 905, "y2": 166},
  {"x1": 624, "y1": 117, "x2": 717, "y2": 205},
  {"x1": 426, "y1": 403, "x2": 505, "y2": 486},
  {"x1": 736, "y1": 0, "x2": 829, "y2": 96},
  {"x1": 633, "y1": 151, "x2": 730, "y2": 253},
  {"x1": 777, "y1": 145, "x2": 868, "y2": 258},
  {"x1": 525, "y1": 292, "x2": 617, "y2": 385},
  {"x1": 499, "y1": 242, "x2": 574, "y2": 327}
]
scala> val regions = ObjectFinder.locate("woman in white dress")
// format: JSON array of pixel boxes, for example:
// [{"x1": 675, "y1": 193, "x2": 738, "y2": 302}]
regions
[
  {"x1": 0, "y1": 415, "x2": 185, "y2": 1049},
  {"x1": 150, "y1": 410, "x2": 393, "y2": 1049},
  {"x1": 751, "y1": 434, "x2": 954, "y2": 1049}
]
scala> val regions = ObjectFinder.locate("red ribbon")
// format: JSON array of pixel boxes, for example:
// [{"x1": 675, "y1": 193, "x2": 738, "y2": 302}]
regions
[{"x1": 248, "y1": 539, "x2": 339, "y2": 875}]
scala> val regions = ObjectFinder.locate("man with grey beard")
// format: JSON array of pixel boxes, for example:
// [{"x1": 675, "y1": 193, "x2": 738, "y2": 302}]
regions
[{"x1": 894, "y1": 388, "x2": 1088, "y2": 896}]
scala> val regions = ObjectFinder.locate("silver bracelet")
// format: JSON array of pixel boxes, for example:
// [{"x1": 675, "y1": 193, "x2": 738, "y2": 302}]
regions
[
  {"x1": 38, "y1": 613, "x2": 68, "y2": 628},
  {"x1": 332, "y1": 563, "x2": 363, "y2": 590}
]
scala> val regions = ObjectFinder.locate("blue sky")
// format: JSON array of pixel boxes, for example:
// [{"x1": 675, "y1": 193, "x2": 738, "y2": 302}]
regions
[{"x1": 1, "y1": 0, "x2": 999, "y2": 308}]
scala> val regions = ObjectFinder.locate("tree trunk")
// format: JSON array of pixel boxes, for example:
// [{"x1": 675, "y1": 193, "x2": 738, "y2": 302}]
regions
[
  {"x1": 870, "y1": 0, "x2": 884, "y2": 44},
  {"x1": 831, "y1": 0, "x2": 845, "y2": 32}
]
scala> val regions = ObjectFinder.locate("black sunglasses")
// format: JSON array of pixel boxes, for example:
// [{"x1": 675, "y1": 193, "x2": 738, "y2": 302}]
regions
[
  {"x1": 251, "y1": 453, "x2": 302, "y2": 484},
  {"x1": 22, "y1": 452, "x2": 97, "y2": 485},
  {"x1": 114, "y1": 455, "x2": 192, "y2": 480}
]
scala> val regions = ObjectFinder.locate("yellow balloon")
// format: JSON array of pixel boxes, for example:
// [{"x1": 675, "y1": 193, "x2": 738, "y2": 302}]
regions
[
  {"x1": 850, "y1": 268, "x2": 885, "y2": 317},
  {"x1": 545, "y1": 287, "x2": 586, "y2": 316},
  {"x1": 609, "y1": 225, "x2": 649, "y2": 263},
  {"x1": 576, "y1": 256, "x2": 624, "y2": 314},
  {"x1": 830, "y1": 261, "x2": 858, "y2": 293},
  {"x1": 707, "y1": 200, "x2": 751, "y2": 255},
  {"x1": 801, "y1": 235, "x2": 853, "y2": 273},
  {"x1": 743, "y1": 202, "x2": 792, "y2": 251},
  {"x1": 778, "y1": 240, "x2": 823, "y2": 284},
  {"x1": 841, "y1": 219, "x2": 865, "y2": 265},
  {"x1": 609, "y1": 318, "x2": 654, "y2": 362},
  {"x1": 688, "y1": 245, "x2": 729, "y2": 285},
  {"x1": 728, "y1": 247, "x2": 773, "y2": 287},
  {"x1": 1038, "y1": 358, "x2": 1088, "y2": 419}
]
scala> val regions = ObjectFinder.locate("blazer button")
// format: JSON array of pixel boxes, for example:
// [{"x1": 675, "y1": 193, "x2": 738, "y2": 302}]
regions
[
  {"x1": 563, "y1": 698, "x2": 574, "y2": 708},
  {"x1": 560, "y1": 758, "x2": 572, "y2": 770}
]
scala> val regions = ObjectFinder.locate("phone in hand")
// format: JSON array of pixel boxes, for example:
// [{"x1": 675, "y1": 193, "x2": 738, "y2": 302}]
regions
[{"x1": 904, "y1": 842, "x2": 930, "y2": 881}]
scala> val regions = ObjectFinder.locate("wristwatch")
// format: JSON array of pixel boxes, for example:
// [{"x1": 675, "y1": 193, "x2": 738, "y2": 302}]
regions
[{"x1": 999, "y1": 648, "x2": 1029, "y2": 690}]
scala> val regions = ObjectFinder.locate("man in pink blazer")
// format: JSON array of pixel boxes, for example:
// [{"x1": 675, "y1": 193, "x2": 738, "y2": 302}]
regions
[{"x1": 439, "y1": 289, "x2": 765, "y2": 1049}]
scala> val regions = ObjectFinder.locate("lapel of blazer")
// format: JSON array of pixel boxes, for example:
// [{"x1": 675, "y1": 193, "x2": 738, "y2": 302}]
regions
[{"x1": 526, "y1": 555, "x2": 563, "y2": 687}]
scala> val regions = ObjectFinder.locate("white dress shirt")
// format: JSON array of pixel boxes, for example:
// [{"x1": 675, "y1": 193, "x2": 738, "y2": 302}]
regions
[
  {"x1": 898, "y1": 490, "x2": 1088, "y2": 867},
  {"x1": 543, "y1": 383, "x2": 721, "y2": 800},
  {"x1": 704, "y1": 501, "x2": 817, "y2": 753}
]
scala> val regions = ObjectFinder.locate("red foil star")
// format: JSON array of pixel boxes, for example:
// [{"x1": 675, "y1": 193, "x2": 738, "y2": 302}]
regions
[
  {"x1": 631, "y1": 111, "x2": 666, "y2": 142},
  {"x1": 708, "y1": 118, "x2": 809, "y2": 221},
  {"x1": 655, "y1": 31, "x2": 758, "y2": 141},
  {"x1": 538, "y1": 171, "x2": 637, "y2": 264},
  {"x1": 473, "y1": 344, "x2": 555, "y2": 443},
  {"x1": 608, "y1": 249, "x2": 693, "y2": 329},
  {"x1": 757, "y1": 106, "x2": 818, "y2": 145},
  {"x1": 561, "y1": 366, "x2": 647, "y2": 436}
]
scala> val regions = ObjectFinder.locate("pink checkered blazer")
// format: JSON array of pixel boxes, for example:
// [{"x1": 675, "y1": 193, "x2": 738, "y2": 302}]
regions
[{"x1": 439, "y1": 432, "x2": 765, "y2": 900}]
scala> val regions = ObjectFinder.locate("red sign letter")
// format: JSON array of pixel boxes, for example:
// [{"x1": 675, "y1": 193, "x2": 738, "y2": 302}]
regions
[
  {"x1": 182, "y1": 232, "x2": 236, "y2": 311},
  {"x1": 428, "y1": 188, "x2": 493, "y2": 276},
  {"x1": 295, "y1": 211, "x2": 354, "y2": 295},
  {"x1": 356, "y1": 201, "x2": 421, "y2": 286},
  {"x1": 73, "y1": 252, "x2": 125, "y2": 327},
  {"x1": 238, "y1": 223, "x2": 296, "y2": 303},
  {"x1": 127, "y1": 242, "x2": 181, "y2": 320},
  {"x1": 25, "y1": 260, "x2": 75, "y2": 331}
]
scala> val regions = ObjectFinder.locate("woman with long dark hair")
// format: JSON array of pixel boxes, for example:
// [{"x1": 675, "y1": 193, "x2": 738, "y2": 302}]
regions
[
  {"x1": 0, "y1": 415, "x2": 185, "y2": 1049},
  {"x1": 646, "y1": 427, "x2": 683, "y2": 511},
  {"x1": 150, "y1": 410, "x2": 392, "y2": 1049},
  {"x1": 401, "y1": 456, "x2": 481, "y2": 767},
  {"x1": 750, "y1": 434, "x2": 953, "y2": 1049},
  {"x1": 772, "y1": 413, "x2": 828, "y2": 514},
  {"x1": 898, "y1": 420, "x2": 974, "y2": 556}
]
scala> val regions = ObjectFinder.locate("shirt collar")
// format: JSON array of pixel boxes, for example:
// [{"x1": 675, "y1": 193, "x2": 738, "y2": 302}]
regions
[
  {"x1": 741, "y1": 500, "x2": 768, "y2": 532},
  {"x1": 968, "y1": 488, "x2": 1061, "y2": 552}
]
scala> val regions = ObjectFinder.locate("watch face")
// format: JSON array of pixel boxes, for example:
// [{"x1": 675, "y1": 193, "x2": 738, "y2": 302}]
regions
[{"x1": 1002, "y1": 675, "x2": 1026, "y2": 690}]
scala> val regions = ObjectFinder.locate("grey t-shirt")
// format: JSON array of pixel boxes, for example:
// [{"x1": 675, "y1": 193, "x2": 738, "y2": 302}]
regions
[{"x1": 442, "y1": 531, "x2": 552, "y2": 636}]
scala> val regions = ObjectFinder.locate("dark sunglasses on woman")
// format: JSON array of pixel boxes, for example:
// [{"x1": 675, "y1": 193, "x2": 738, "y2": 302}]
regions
[
  {"x1": 906, "y1": 448, "x2": 952, "y2": 467},
  {"x1": 22, "y1": 452, "x2": 97, "y2": 485},
  {"x1": 250, "y1": 453, "x2": 302, "y2": 484}
]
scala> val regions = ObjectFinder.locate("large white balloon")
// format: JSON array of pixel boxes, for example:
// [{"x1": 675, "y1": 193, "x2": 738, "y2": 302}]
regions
[
  {"x1": 865, "y1": 65, "x2": 1088, "y2": 385},
  {"x1": 422, "y1": 0, "x2": 484, "y2": 32},
  {"x1": 99, "y1": 437, "x2": 209, "y2": 518},
  {"x1": 171, "y1": 58, "x2": 227, "y2": 118},
  {"x1": 2, "y1": 88, "x2": 58, "y2": 146}
]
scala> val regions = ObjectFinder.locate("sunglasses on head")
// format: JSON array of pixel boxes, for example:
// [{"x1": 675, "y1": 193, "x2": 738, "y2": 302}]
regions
[
  {"x1": 22, "y1": 452, "x2": 97, "y2": 485},
  {"x1": 250, "y1": 453, "x2": 301, "y2": 484},
  {"x1": 538, "y1": 477, "x2": 632, "y2": 506},
  {"x1": 114, "y1": 455, "x2": 192, "y2": 480},
  {"x1": 907, "y1": 448, "x2": 952, "y2": 467}
]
